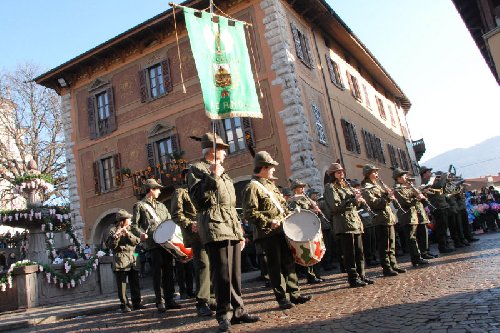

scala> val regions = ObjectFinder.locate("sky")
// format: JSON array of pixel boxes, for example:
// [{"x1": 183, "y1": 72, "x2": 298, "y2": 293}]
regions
[{"x1": 0, "y1": 1, "x2": 498, "y2": 164}]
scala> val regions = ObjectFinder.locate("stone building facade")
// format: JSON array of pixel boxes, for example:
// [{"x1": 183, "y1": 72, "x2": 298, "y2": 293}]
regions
[{"x1": 36, "y1": 0, "x2": 417, "y2": 247}]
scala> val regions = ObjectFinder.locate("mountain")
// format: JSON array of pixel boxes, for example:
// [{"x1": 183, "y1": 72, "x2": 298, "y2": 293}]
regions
[{"x1": 422, "y1": 136, "x2": 500, "y2": 179}]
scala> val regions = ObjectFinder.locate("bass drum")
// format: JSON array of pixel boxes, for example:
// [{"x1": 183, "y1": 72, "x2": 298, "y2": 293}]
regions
[
  {"x1": 283, "y1": 210, "x2": 325, "y2": 267},
  {"x1": 153, "y1": 220, "x2": 193, "y2": 263}
]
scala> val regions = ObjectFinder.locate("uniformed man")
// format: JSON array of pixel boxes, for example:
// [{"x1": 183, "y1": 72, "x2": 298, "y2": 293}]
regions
[
  {"x1": 324, "y1": 163, "x2": 374, "y2": 287},
  {"x1": 361, "y1": 164, "x2": 406, "y2": 276},
  {"x1": 420, "y1": 167, "x2": 454, "y2": 253},
  {"x1": 106, "y1": 209, "x2": 146, "y2": 313},
  {"x1": 188, "y1": 132, "x2": 259, "y2": 333},
  {"x1": 287, "y1": 179, "x2": 324, "y2": 284},
  {"x1": 242, "y1": 151, "x2": 312, "y2": 310},
  {"x1": 171, "y1": 169, "x2": 214, "y2": 316},
  {"x1": 392, "y1": 168, "x2": 429, "y2": 267},
  {"x1": 131, "y1": 179, "x2": 180, "y2": 313}
]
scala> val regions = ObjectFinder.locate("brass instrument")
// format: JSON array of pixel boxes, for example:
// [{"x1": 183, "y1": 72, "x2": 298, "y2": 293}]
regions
[
  {"x1": 343, "y1": 178, "x2": 377, "y2": 218},
  {"x1": 406, "y1": 180, "x2": 437, "y2": 211},
  {"x1": 378, "y1": 179, "x2": 407, "y2": 214}
]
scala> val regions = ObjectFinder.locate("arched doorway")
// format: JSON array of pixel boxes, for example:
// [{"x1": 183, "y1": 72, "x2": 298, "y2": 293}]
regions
[{"x1": 90, "y1": 209, "x2": 119, "y2": 250}]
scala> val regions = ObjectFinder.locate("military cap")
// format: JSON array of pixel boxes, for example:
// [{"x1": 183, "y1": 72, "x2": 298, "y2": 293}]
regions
[
  {"x1": 326, "y1": 162, "x2": 344, "y2": 175},
  {"x1": 254, "y1": 151, "x2": 279, "y2": 168},
  {"x1": 350, "y1": 178, "x2": 361, "y2": 187},
  {"x1": 281, "y1": 187, "x2": 293, "y2": 197},
  {"x1": 392, "y1": 167, "x2": 408, "y2": 180},
  {"x1": 362, "y1": 164, "x2": 379, "y2": 177},
  {"x1": 144, "y1": 178, "x2": 164, "y2": 189},
  {"x1": 310, "y1": 188, "x2": 320, "y2": 194},
  {"x1": 290, "y1": 179, "x2": 306, "y2": 190},
  {"x1": 115, "y1": 209, "x2": 133, "y2": 222},
  {"x1": 419, "y1": 166, "x2": 432, "y2": 175},
  {"x1": 201, "y1": 132, "x2": 229, "y2": 149}
]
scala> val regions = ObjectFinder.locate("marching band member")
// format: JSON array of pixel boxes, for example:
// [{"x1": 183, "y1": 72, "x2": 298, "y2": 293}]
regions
[
  {"x1": 242, "y1": 151, "x2": 312, "y2": 310},
  {"x1": 287, "y1": 179, "x2": 324, "y2": 284},
  {"x1": 131, "y1": 179, "x2": 180, "y2": 313},
  {"x1": 188, "y1": 133, "x2": 259, "y2": 333},
  {"x1": 106, "y1": 209, "x2": 145, "y2": 313},
  {"x1": 392, "y1": 168, "x2": 430, "y2": 267},
  {"x1": 324, "y1": 162, "x2": 374, "y2": 287},
  {"x1": 361, "y1": 164, "x2": 407, "y2": 277}
]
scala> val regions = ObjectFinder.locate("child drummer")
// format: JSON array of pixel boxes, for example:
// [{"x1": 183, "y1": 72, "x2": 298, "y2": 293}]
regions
[{"x1": 242, "y1": 151, "x2": 312, "y2": 310}]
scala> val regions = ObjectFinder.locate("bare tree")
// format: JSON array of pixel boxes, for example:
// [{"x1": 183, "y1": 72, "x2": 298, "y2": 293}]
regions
[{"x1": 0, "y1": 63, "x2": 67, "y2": 206}]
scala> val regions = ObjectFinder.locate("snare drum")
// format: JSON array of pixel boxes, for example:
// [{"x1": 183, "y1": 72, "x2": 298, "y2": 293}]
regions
[
  {"x1": 153, "y1": 220, "x2": 193, "y2": 263},
  {"x1": 283, "y1": 210, "x2": 325, "y2": 267}
]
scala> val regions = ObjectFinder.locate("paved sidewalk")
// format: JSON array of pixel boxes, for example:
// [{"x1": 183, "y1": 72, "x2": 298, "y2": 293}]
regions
[{"x1": 2, "y1": 231, "x2": 500, "y2": 332}]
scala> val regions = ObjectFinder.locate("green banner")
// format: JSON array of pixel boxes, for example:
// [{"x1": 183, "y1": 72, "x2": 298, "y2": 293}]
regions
[{"x1": 184, "y1": 8, "x2": 262, "y2": 119}]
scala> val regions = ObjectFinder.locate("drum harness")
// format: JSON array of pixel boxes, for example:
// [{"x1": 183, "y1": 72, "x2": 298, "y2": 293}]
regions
[{"x1": 250, "y1": 179, "x2": 289, "y2": 232}]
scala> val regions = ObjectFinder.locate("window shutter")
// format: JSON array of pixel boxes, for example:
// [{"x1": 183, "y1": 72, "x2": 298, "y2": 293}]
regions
[
  {"x1": 87, "y1": 96, "x2": 97, "y2": 139},
  {"x1": 93, "y1": 161, "x2": 101, "y2": 194},
  {"x1": 113, "y1": 153, "x2": 122, "y2": 186},
  {"x1": 290, "y1": 23, "x2": 304, "y2": 61},
  {"x1": 340, "y1": 119, "x2": 352, "y2": 151},
  {"x1": 107, "y1": 87, "x2": 117, "y2": 133},
  {"x1": 303, "y1": 34, "x2": 314, "y2": 68},
  {"x1": 138, "y1": 69, "x2": 147, "y2": 103},
  {"x1": 161, "y1": 59, "x2": 173, "y2": 93},
  {"x1": 352, "y1": 124, "x2": 361, "y2": 154},
  {"x1": 241, "y1": 117, "x2": 255, "y2": 150},
  {"x1": 146, "y1": 143, "x2": 155, "y2": 168},
  {"x1": 326, "y1": 55, "x2": 336, "y2": 83},
  {"x1": 346, "y1": 72, "x2": 355, "y2": 97},
  {"x1": 170, "y1": 133, "x2": 180, "y2": 156},
  {"x1": 334, "y1": 62, "x2": 343, "y2": 87}
]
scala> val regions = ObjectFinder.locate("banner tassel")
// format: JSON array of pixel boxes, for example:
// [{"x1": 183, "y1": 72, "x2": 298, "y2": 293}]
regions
[
  {"x1": 246, "y1": 25, "x2": 264, "y2": 98},
  {"x1": 172, "y1": 3, "x2": 187, "y2": 94}
]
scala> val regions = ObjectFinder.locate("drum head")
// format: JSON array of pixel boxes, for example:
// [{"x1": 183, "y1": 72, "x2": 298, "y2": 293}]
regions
[
  {"x1": 153, "y1": 220, "x2": 177, "y2": 243},
  {"x1": 283, "y1": 210, "x2": 321, "y2": 242}
]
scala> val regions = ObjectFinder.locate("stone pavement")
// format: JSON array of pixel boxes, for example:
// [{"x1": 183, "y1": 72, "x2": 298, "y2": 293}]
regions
[{"x1": 2, "y1": 231, "x2": 500, "y2": 333}]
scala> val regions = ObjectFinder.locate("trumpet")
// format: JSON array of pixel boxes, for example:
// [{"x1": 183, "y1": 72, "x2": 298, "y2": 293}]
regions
[
  {"x1": 378, "y1": 179, "x2": 407, "y2": 214},
  {"x1": 406, "y1": 180, "x2": 437, "y2": 211},
  {"x1": 343, "y1": 178, "x2": 377, "y2": 218}
]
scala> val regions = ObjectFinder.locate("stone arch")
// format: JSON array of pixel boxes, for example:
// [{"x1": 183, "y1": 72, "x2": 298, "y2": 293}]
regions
[{"x1": 89, "y1": 208, "x2": 121, "y2": 250}]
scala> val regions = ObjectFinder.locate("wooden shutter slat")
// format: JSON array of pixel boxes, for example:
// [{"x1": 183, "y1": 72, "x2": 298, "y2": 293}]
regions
[
  {"x1": 170, "y1": 133, "x2": 180, "y2": 157},
  {"x1": 352, "y1": 124, "x2": 361, "y2": 154},
  {"x1": 161, "y1": 59, "x2": 173, "y2": 93},
  {"x1": 303, "y1": 34, "x2": 314, "y2": 68},
  {"x1": 146, "y1": 143, "x2": 155, "y2": 168},
  {"x1": 326, "y1": 55, "x2": 336, "y2": 84},
  {"x1": 113, "y1": 153, "x2": 122, "y2": 186},
  {"x1": 241, "y1": 117, "x2": 254, "y2": 150},
  {"x1": 87, "y1": 96, "x2": 97, "y2": 139},
  {"x1": 340, "y1": 119, "x2": 351, "y2": 152},
  {"x1": 93, "y1": 161, "x2": 101, "y2": 194},
  {"x1": 138, "y1": 69, "x2": 147, "y2": 103},
  {"x1": 107, "y1": 87, "x2": 116, "y2": 134},
  {"x1": 290, "y1": 23, "x2": 304, "y2": 61}
]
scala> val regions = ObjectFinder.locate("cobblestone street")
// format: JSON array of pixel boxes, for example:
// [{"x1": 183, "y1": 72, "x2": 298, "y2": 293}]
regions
[{"x1": 13, "y1": 231, "x2": 500, "y2": 333}]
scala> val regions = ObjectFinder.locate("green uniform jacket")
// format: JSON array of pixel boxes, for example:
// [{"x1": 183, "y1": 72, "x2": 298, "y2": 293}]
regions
[
  {"x1": 171, "y1": 186, "x2": 200, "y2": 247},
  {"x1": 393, "y1": 183, "x2": 419, "y2": 226},
  {"x1": 188, "y1": 159, "x2": 243, "y2": 245},
  {"x1": 324, "y1": 182, "x2": 363, "y2": 234},
  {"x1": 361, "y1": 180, "x2": 396, "y2": 226},
  {"x1": 427, "y1": 177, "x2": 449, "y2": 210},
  {"x1": 456, "y1": 192, "x2": 466, "y2": 210},
  {"x1": 415, "y1": 201, "x2": 430, "y2": 224},
  {"x1": 131, "y1": 198, "x2": 171, "y2": 250},
  {"x1": 446, "y1": 194, "x2": 459, "y2": 214},
  {"x1": 317, "y1": 197, "x2": 332, "y2": 230},
  {"x1": 287, "y1": 195, "x2": 313, "y2": 210},
  {"x1": 106, "y1": 225, "x2": 141, "y2": 271},
  {"x1": 242, "y1": 176, "x2": 289, "y2": 240}
]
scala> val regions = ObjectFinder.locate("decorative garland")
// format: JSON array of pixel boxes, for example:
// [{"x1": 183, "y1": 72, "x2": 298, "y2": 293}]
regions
[
  {"x1": 13, "y1": 173, "x2": 54, "y2": 186},
  {"x1": 0, "y1": 259, "x2": 37, "y2": 292}
]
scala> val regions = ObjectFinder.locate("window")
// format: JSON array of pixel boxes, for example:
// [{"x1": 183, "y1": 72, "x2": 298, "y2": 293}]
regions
[
  {"x1": 397, "y1": 148, "x2": 410, "y2": 171},
  {"x1": 326, "y1": 55, "x2": 344, "y2": 89},
  {"x1": 291, "y1": 23, "x2": 314, "y2": 68},
  {"x1": 139, "y1": 59, "x2": 173, "y2": 102},
  {"x1": 217, "y1": 117, "x2": 254, "y2": 154},
  {"x1": 87, "y1": 87, "x2": 116, "y2": 139},
  {"x1": 340, "y1": 119, "x2": 361, "y2": 154},
  {"x1": 387, "y1": 103, "x2": 396, "y2": 127},
  {"x1": 146, "y1": 126, "x2": 180, "y2": 168},
  {"x1": 362, "y1": 84, "x2": 371, "y2": 109},
  {"x1": 375, "y1": 96, "x2": 387, "y2": 120},
  {"x1": 93, "y1": 154, "x2": 122, "y2": 194},
  {"x1": 362, "y1": 129, "x2": 386, "y2": 163},
  {"x1": 156, "y1": 137, "x2": 174, "y2": 166},
  {"x1": 346, "y1": 72, "x2": 362, "y2": 101},
  {"x1": 311, "y1": 103, "x2": 327, "y2": 145}
]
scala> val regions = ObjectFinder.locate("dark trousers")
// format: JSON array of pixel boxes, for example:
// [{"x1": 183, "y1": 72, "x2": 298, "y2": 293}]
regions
[
  {"x1": 459, "y1": 209, "x2": 474, "y2": 241},
  {"x1": 447, "y1": 211, "x2": 463, "y2": 245},
  {"x1": 403, "y1": 224, "x2": 422, "y2": 262},
  {"x1": 339, "y1": 233, "x2": 365, "y2": 281},
  {"x1": 150, "y1": 247, "x2": 175, "y2": 305},
  {"x1": 416, "y1": 223, "x2": 430, "y2": 255},
  {"x1": 115, "y1": 269, "x2": 141, "y2": 307},
  {"x1": 205, "y1": 240, "x2": 245, "y2": 321},
  {"x1": 192, "y1": 241, "x2": 214, "y2": 306},
  {"x1": 433, "y1": 209, "x2": 449, "y2": 250},
  {"x1": 175, "y1": 260, "x2": 194, "y2": 296},
  {"x1": 363, "y1": 226, "x2": 377, "y2": 261},
  {"x1": 260, "y1": 233, "x2": 300, "y2": 302},
  {"x1": 375, "y1": 224, "x2": 398, "y2": 271}
]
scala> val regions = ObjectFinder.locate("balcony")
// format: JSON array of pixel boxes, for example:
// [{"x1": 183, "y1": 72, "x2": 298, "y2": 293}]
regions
[{"x1": 412, "y1": 139, "x2": 426, "y2": 161}]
